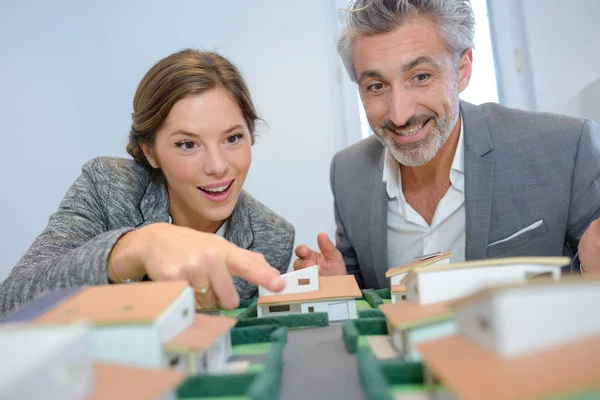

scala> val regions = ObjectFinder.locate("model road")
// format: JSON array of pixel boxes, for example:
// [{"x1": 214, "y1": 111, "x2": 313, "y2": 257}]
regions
[{"x1": 280, "y1": 324, "x2": 364, "y2": 400}]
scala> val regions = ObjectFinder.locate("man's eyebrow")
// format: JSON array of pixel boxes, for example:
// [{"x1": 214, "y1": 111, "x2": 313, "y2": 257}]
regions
[
  {"x1": 357, "y1": 56, "x2": 441, "y2": 83},
  {"x1": 403, "y1": 56, "x2": 442, "y2": 72},
  {"x1": 358, "y1": 70, "x2": 384, "y2": 84}
]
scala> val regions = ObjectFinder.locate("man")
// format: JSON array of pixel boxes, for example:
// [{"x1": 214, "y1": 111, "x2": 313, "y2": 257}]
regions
[{"x1": 294, "y1": 0, "x2": 600, "y2": 289}]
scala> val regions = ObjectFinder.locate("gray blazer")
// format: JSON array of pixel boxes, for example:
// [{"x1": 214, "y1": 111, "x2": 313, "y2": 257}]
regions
[
  {"x1": 0, "y1": 157, "x2": 294, "y2": 315},
  {"x1": 332, "y1": 101, "x2": 600, "y2": 289}
]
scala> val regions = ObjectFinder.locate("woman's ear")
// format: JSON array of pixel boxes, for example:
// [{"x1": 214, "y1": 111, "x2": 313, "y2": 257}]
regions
[{"x1": 140, "y1": 143, "x2": 160, "y2": 169}]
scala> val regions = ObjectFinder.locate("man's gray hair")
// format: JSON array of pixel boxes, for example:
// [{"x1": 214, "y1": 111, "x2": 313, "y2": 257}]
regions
[{"x1": 337, "y1": 0, "x2": 475, "y2": 82}]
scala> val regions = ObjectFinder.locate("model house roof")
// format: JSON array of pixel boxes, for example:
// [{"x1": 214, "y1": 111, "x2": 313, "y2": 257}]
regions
[
  {"x1": 91, "y1": 362, "x2": 186, "y2": 400},
  {"x1": 257, "y1": 275, "x2": 361, "y2": 305},
  {"x1": 391, "y1": 284, "x2": 406, "y2": 294},
  {"x1": 379, "y1": 301, "x2": 452, "y2": 330},
  {"x1": 164, "y1": 314, "x2": 236, "y2": 354},
  {"x1": 417, "y1": 334, "x2": 600, "y2": 400},
  {"x1": 400, "y1": 256, "x2": 570, "y2": 284},
  {"x1": 34, "y1": 281, "x2": 190, "y2": 326},
  {"x1": 385, "y1": 252, "x2": 452, "y2": 278}
]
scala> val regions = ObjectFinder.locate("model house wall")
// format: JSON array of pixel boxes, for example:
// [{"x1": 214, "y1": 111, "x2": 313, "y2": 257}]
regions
[
  {"x1": 404, "y1": 260, "x2": 564, "y2": 305},
  {"x1": 454, "y1": 281, "x2": 600, "y2": 358},
  {"x1": 259, "y1": 265, "x2": 319, "y2": 297},
  {"x1": 405, "y1": 266, "x2": 527, "y2": 305},
  {"x1": 33, "y1": 281, "x2": 196, "y2": 369},
  {"x1": 394, "y1": 320, "x2": 458, "y2": 360},
  {"x1": 390, "y1": 273, "x2": 408, "y2": 286},
  {"x1": 0, "y1": 324, "x2": 94, "y2": 400},
  {"x1": 90, "y1": 286, "x2": 195, "y2": 368},
  {"x1": 258, "y1": 299, "x2": 357, "y2": 322}
]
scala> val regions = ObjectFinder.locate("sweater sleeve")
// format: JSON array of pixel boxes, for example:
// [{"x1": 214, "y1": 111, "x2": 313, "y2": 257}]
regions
[{"x1": 0, "y1": 160, "x2": 136, "y2": 315}]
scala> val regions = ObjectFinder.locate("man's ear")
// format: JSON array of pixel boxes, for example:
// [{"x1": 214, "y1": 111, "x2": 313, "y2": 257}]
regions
[
  {"x1": 140, "y1": 143, "x2": 159, "y2": 169},
  {"x1": 457, "y1": 49, "x2": 473, "y2": 93}
]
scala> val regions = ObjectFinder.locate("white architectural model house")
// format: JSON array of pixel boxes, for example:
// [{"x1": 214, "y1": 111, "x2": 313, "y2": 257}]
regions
[
  {"x1": 32, "y1": 280, "x2": 236, "y2": 374},
  {"x1": 379, "y1": 257, "x2": 570, "y2": 360},
  {"x1": 164, "y1": 313, "x2": 236, "y2": 374},
  {"x1": 379, "y1": 301, "x2": 455, "y2": 360},
  {"x1": 417, "y1": 278, "x2": 600, "y2": 400},
  {"x1": 402, "y1": 256, "x2": 568, "y2": 305},
  {"x1": 0, "y1": 323, "x2": 187, "y2": 400},
  {"x1": 385, "y1": 252, "x2": 451, "y2": 303},
  {"x1": 0, "y1": 323, "x2": 94, "y2": 400},
  {"x1": 257, "y1": 266, "x2": 361, "y2": 322}
]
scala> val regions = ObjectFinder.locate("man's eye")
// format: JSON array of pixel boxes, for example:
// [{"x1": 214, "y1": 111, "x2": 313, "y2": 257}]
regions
[
  {"x1": 413, "y1": 73, "x2": 431, "y2": 83},
  {"x1": 367, "y1": 83, "x2": 384, "y2": 91}
]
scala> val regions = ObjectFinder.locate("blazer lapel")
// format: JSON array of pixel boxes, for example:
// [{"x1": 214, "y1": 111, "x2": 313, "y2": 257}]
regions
[
  {"x1": 461, "y1": 101, "x2": 495, "y2": 260},
  {"x1": 225, "y1": 191, "x2": 253, "y2": 250},
  {"x1": 370, "y1": 150, "x2": 389, "y2": 288}
]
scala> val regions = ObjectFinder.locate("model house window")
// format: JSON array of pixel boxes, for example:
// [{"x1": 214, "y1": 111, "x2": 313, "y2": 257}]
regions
[
  {"x1": 269, "y1": 305, "x2": 291, "y2": 313},
  {"x1": 298, "y1": 278, "x2": 310, "y2": 285},
  {"x1": 308, "y1": 306, "x2": 315, "y2": 313}
]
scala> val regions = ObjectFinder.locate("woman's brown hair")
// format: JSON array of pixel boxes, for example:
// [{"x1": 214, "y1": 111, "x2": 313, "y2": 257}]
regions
[{"x1": 127, "y1": 49, "x2": 258, "y2": 174}]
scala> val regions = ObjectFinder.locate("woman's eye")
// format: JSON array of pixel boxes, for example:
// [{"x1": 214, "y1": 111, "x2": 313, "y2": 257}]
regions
[
  {"x1": 176, "y1": 140, "x2": 197, "y2": 150},
  {"x1": 226, "y1": 133, "x2": 243, "y2": 144}
]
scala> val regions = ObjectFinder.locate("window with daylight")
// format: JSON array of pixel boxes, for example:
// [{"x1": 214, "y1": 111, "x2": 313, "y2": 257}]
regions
[{"x1": 357, "y1": 0, "x2": 499, "y2": 138}]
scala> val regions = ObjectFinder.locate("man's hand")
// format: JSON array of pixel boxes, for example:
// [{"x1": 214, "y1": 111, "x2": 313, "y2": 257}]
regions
[
  {"x1": 293, "y1": 232, "x2": 346, "y2": 276},
  {"x1": 578, "y1": 218, "x2": 600, "y2": 274}
]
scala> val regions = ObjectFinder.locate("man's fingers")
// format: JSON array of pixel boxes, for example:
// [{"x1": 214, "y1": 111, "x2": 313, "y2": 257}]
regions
[
  {"x1": 317, "y1": 232, "x2": 342, "y2": 261},
  {"x1": 295, "y1": 245, "x2": 311, "y2": 258},
  {"x1": 226, "y1": 248, "x2": 285, "y2": 293},
  {"x1": 590, "y1": 218, "x2": 600, "y2": 233},
  {"x1": 293, "y1": 258, "x2": 319, "y2": 271}
]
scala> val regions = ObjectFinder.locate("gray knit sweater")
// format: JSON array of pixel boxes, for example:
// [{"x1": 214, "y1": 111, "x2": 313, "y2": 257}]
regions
[{"x1": 0, "y1": 157, "x2": 295, "y2": 315}]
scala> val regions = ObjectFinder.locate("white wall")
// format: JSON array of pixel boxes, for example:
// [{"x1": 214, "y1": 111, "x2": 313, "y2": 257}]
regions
[
  {"x1": 487, "y1": 0, "x2": 537, "y2": 110},
  {"x1": 490, "y1": 0, "x2": 600, "y2": 119},
  {"x1": 0, "y1": 0, "x2": 354, "y2": 281},
  {"x1": 522, "y1": 0, "x2": 600, "y2": 118}
]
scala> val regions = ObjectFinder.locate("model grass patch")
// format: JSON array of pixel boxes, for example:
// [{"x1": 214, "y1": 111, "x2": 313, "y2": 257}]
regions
[
  {"x1": 358, "y1": 309, "x2": 384, "y2": 319},
  {"x1": 231, "y1": 325, "x2": 279, "y2": 346},
  {"x1": 357, "y1": 347, "x2": 393, "y2": 400},
  {"x1": 362, "y1": 289, "x2": 384, "y2": 309},
  {"x1": 235, "y1": 312, "x2": 329, "y2": 329},
  {"x1": 177, "y1": 373, "x2": 258, "y2": 398}
]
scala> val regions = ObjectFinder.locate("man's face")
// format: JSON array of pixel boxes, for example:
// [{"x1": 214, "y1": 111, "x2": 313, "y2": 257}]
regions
[{"x1": 353, "y1": 17, "x2": 472, "y2": 167}]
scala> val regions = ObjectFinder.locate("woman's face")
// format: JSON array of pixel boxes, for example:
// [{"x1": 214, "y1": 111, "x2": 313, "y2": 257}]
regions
[{"x1": 142, "y1": 87, "x2": 252, "y2": 232}]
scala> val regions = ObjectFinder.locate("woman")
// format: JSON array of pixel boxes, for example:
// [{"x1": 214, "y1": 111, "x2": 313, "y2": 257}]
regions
[{"x1": 0, "y1": 49, "x2": 293, "y2": 315}]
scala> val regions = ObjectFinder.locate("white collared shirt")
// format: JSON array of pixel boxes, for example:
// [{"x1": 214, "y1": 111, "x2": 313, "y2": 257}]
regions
[{"x1": 383, "y1": 117, "x2": 466, "y2": 269}]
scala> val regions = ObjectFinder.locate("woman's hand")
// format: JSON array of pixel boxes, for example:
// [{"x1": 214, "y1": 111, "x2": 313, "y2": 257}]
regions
[{"x1": 107, "y1": 223, "x2": 285, "y2": 309}]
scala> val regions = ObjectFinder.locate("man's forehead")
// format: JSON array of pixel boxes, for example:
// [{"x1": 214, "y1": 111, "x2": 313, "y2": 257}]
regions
[{"x1": 352, "y1": 19, "x2": 447, "y2": 75}]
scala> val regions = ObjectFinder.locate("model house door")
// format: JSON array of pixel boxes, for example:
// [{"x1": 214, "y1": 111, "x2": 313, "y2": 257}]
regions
[{"x1": 327, "y1": 302, "x2": 349, "y2": 321}]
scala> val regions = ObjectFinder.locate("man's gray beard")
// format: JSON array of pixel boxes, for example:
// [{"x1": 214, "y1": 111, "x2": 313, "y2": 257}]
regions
[
  {"x1": 374, "y1": 106, "x2": 459, "y2": 167},
  {"x1": 373, "y1": 116, "x2": 445, "y2": 167}
]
